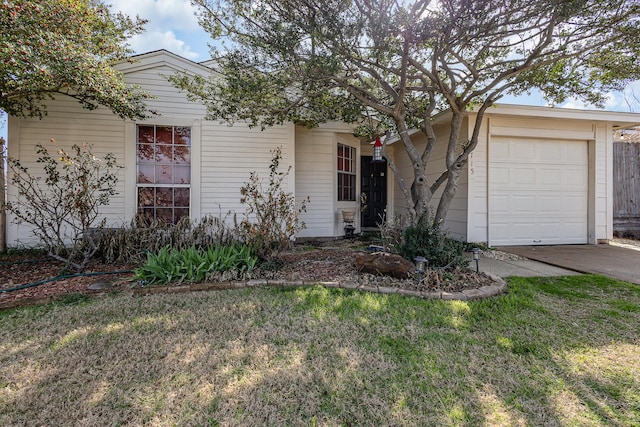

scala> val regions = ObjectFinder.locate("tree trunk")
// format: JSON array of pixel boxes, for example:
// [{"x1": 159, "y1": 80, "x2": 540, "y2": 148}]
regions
[{"x1": 433, "y1": 112, "x2": 464, "y2": 224}]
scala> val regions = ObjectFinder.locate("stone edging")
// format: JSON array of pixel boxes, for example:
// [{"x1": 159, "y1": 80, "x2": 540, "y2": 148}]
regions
[{"x1": 0, "y1": 273, "x2": 507, "y2": 310}]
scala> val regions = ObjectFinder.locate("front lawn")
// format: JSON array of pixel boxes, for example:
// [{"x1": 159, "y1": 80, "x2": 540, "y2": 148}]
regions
[{"x1": 1, "y1": 275, "x2": 638, "y2": 426}]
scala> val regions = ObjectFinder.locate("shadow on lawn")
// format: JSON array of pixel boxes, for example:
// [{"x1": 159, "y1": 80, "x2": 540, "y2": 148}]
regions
[{"x1": 1, "y1": 275, "x2": 639, "y2": 426}]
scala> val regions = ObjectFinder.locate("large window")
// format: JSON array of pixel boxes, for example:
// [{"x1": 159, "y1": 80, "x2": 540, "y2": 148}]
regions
[
  {"x1": 337, "y1": 143, "x2": 356, "y2": 201},
  {"x1": 137, "y1": 125, "x2": 191, "y2": 224}
]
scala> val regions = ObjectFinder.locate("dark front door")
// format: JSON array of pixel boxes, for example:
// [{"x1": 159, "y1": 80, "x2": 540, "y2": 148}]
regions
[{"x1": 361, "y1": 157, "x2": 387, "y2": 228}]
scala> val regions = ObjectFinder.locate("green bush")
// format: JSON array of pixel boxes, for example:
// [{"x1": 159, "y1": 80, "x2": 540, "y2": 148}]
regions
[
  {"x1": 400, "y1": 218, "x2": 468, "y2": 269},
  {"x1": 133, "y1": 244, "x2": 258, "y2": 286}
]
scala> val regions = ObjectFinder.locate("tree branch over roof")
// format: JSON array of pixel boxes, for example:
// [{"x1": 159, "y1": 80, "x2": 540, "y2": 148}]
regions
[
  {"x1": 1, "y1": 0, "x2": 150, "y2": 120},
  {"x1": 177, "y1": 0, "x2": 640, "y2": 222}
]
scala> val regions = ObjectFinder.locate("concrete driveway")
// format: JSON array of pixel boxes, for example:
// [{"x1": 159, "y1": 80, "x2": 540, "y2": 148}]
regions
[{"x1": 499, "y1": 244, "x2": 640, "y2": 285}]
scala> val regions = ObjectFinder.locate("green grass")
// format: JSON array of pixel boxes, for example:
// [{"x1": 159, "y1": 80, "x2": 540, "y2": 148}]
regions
[{"x1": 1, "y1": 274, "x2": 638, "y2": 426}]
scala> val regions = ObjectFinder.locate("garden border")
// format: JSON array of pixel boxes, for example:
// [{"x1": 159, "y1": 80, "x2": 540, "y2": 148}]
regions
[{"x1": 0, "y1": 274, "x2": 507, "y2": 310}]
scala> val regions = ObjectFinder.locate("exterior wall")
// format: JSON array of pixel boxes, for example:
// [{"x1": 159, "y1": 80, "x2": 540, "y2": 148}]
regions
[
  {"x1": 470, "y1": 114, "x2": 605, "y2": 245},
  {"x1": 6, "y1": 47, "x2": 637, "y2": 247},
  {"x1": 596, "y1": 123, "x2": 614, "y2": 241},
  {"x1": 6, "y1": 51, "x2": 295, "y2": 246},
  {"x1": 390, "y1": 107, "x2": 632, "y2": 245},
  {"x1": 122, "y1": 54, "x2": 296, "y2": 223},
  {"x1": 295, "y1": 127, "x2": 335, "y2": 238},
  {"x1": 199, "y1": 122, "x2": 294, "y2": 220},
  {"x1": 392, "y1": 124, "x2": 469, "y2": 240},
  {"x1": 7, "y1": 99, "x2": 127, "y2": 246},
  {"x1": 466, "y1": 116, "x2": 488, "y2": 242},
  {"x1": 295, "y1": 126, "x2": 360, "y2": 238}
]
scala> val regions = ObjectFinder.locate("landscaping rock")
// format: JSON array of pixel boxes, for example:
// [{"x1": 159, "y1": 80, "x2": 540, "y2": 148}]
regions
[{"x1": 354, "y1": 252, "x2": 415, "y2": 279}]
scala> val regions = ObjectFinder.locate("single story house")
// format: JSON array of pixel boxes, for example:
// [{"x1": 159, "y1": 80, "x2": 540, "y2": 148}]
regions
[{"x1": 6, "y1": 50, "x2": 640, "y2": 247}]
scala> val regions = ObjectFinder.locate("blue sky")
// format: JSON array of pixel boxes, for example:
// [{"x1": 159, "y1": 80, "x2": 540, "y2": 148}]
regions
[{"x1": 2, "y1": 0, "x2": 639, "y2": 141}]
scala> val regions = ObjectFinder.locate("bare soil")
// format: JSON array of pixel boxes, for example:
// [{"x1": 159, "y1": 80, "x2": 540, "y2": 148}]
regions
[{"x1": 0, "y1": 240, "x2": 498, "y2": 309}]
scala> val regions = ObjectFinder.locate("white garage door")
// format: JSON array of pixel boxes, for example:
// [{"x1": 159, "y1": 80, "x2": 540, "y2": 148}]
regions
[{"x1": 489, "y1": 137, "x2": 589, "y2": 246}]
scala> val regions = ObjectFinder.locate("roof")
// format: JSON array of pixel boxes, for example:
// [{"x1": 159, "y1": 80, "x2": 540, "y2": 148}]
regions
[
  {"x1": 482, "y1": 104, "x2": 640, "y2": 129},
  {"x1": 116, "y1": 49, "x2": 214, "y2": 76}
]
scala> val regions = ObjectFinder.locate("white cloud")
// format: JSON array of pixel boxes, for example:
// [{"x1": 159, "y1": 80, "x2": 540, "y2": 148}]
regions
[
  {"x1": 108, "y1": 0, "x2": 208, "y2": 59},
  {"x1": 109, "y1": 0, "x2": 199, "y2": 31}
]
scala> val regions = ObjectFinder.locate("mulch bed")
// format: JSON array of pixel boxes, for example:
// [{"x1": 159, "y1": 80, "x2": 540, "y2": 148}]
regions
[
  {"x1": 0, "y1": 255, "x2": 136, "y2": 308},
  {"x1": 0, "y1": 241, "x2": 500, "y2": 309}
]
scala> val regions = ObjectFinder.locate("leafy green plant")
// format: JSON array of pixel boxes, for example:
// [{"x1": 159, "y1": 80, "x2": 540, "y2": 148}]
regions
[
  {"x1": 6, "y1": 140, "x2": 121, "y2": 272},
  {"x1": 400, "y1": 217, "x2": 469, "y2": 270},
  {"x1": 240, "y1": 146, "x2": 309, "y2": 260},
  {"x1": 133, "y1": 244, "x2": 258, "y2": 286}
]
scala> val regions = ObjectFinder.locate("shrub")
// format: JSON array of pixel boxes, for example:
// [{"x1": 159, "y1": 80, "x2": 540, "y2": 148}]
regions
[
  {"x1": 5, "y1": 140, "x2": 120, "y2": 272},
  {"x1": 133, "y1": 244, "x2": 258, "y2": 286},
  {"x1": 95, "y1": 212, "x2": 241, "y2": 264},
  {"x1": 240, "y1": 146, "x2": 309, "y2": 260},
  {"x1": 400, "y1": 217, "x2": 469, "y2": 269},
  {"x1": 378, "y1": 212, "x2": 468, "y2": 269},
  {"x1": 377, "y1": 211, "x2": 413, "y2": 254}
]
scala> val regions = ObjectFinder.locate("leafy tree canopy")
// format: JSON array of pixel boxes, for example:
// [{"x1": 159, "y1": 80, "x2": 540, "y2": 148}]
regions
[
  {"x1": 1, "y1": 0, "x2": 150, "y2": 120},
  {"x1": 176, "y1": 0, "x2": 640, "y2": 222}
]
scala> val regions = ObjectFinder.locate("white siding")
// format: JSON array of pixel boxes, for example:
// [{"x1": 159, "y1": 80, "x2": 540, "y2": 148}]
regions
[
  {"x1": 294, "y1": 127, "x2": 360, "y2": 238},
  {"x1": 6, "y1": 99, "x2": 127, "y2": 246},
  {"x1": 466, "y1": 116, "x2": 489, "y2": 242},
  {"x1": 125, "y1": 63, "x2": 296, "y2": 226},
  {"x1": 392, "y1": 124, "x2": 469, "y2": 240},
  {"x1": 595, "y1": 123, "x2": 612, "y2": 241},
  {"x1": 6, "y1": 51, "x2": 296, "y2": 246},
  {"x1": 200, "y1": 122, "x2": 295, "y2": 219},
  {"x1": 295, "y1": 127, "x2": 335, "y2": 237}
]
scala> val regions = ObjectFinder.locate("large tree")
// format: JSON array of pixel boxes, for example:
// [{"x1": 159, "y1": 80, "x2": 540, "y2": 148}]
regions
[
  {"x1": 175, "y1": 0, "x2": 640, "y2": 223},
  {"x1": 1, "y1": 0, "x2": 149, "y2": 120}
]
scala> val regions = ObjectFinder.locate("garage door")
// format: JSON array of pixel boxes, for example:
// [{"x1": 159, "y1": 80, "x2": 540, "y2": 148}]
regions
[{"x1": 489, "y1": 137, "x2": 588, "y2": 246}]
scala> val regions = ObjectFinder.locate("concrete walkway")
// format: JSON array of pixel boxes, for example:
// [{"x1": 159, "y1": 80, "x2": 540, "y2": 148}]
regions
[
  {"x1": 469, "y1": 253, "x2": 580, "y2": 278},
  {"x1": 498, "y1": 244, "x2": 640, "y2": 285}
]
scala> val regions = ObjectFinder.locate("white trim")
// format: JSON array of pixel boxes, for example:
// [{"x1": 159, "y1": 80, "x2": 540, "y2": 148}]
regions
[
  {"x1": 190, "y1": 120, "x2": 202, "y2": 220},
  {"x1": 117, "y1": 50, "x2": 213, "y2": 76},
  {"x1": 124, "y1": 121, "x2": 136, "y2": 219},
  {"x1": 129, "y1": 119, "x2": 201, "y2": 222}
]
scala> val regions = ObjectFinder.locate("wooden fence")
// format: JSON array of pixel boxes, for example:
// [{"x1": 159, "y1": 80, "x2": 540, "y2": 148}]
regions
[{"x1": 613, "y1": 141, "x2": 640, "y2": 236}]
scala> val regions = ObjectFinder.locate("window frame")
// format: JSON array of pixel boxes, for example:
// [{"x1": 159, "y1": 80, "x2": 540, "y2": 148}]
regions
[
  {"x1": 337, "y1": 143, "x2": 357, "y2": 202},
  {"x1": 136, "y1": 124, "x2": 192, "y2": 224}
]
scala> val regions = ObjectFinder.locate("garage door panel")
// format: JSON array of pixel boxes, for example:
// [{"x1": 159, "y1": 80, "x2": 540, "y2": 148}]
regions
[
  {"x1": 540, "y1": 169, "x2": 562, "y2": 185},
  {"x1": 491, "y1": 139, "x2": 511, "y2": 159},
  {"x1": 565, "y1": 169, "x2": 588, "y2": 187},
  {"x1": 490, "y1": 167, "x2": 510, "y2": 185},
  {"x1": 537, "y1": 195, "x2": 564, "y2": 213},
  {"x1": 565, "y1": 142, "x2": 588, "y2": 160},
  {"x1": 539, "y1": 144, "x2": 563, "y2": 161},
  {"x1": 513, "y1": 168, "x2": 536, "y2": 185},
  {"x1": 511, "y1": 141, "x2": 536, "y2": 158},
  {"x1": 512, "y1": 195, "x2": 537, "y2": 212},
  {"x1": 491, "y1": 194, "x2": 510, "y2": 213},
  {"x1": 489, "y1": 137, "x2": 588, "y2": 246}
]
